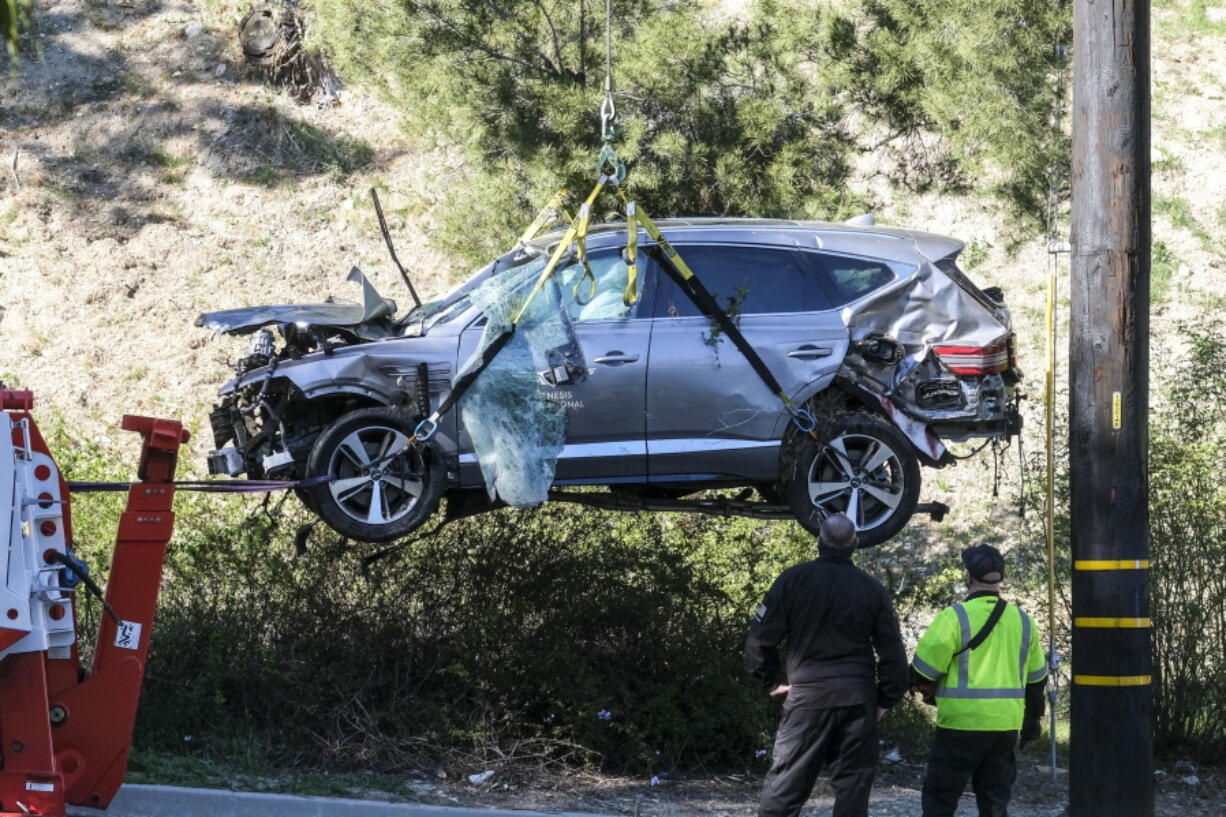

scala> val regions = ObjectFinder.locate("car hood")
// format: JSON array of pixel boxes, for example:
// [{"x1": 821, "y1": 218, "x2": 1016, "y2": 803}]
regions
[{"x1": 195, "y1": 267, "x2": 397, "y2": 339}]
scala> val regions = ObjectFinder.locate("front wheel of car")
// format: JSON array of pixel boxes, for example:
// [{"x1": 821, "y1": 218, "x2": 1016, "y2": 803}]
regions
[
  {"x1": 785, "y1": 412, "x2": 921, "y2": 547},
  {"x1": 305, "y1": 408, "x2": 445, "y2": 543}
]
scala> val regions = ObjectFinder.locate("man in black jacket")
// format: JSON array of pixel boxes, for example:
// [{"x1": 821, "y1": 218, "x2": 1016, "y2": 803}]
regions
[{"x1": 745, "y1": 513, "x2": 908, "y2": 817}]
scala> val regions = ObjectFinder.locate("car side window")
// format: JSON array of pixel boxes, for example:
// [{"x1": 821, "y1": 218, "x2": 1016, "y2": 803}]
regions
[
  {"x1": 803, "y1": 252, "x2": 898, "y2": 306},
  {"x1": 555, "y1": 250, "x2": 643, "y2": 322},
  {"x1": 652, "y1": 245, "x2": 829, "y2": 318}
]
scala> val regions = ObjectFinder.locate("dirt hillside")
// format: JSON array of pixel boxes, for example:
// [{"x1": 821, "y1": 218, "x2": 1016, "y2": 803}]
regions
[{"x1": 0, "y1": 0, "x2": 454, "y2": 464}]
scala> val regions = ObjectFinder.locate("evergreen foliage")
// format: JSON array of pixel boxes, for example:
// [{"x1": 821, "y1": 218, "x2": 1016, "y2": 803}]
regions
[
  {"x1": 309, "y1": 0, "x2": 1070, "y2": 264},
  {"x1": 849, "y1": 0, "x2": 1072, "y2": 220}
]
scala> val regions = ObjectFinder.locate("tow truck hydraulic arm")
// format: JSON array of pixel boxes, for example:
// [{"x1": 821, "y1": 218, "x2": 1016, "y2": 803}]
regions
[{"x1": 0, "y1": 389, "x2": 188, "y2": 817}]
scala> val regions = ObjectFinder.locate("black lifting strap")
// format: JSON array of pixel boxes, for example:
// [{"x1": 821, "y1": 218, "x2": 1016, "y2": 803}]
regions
[
  {"x1": 429, "y1": 326, "x2": 517, "y2": 425},
  {"x1": 954, "y1": 598, "x2": 1009, "y2": 656},
  {"x1": 652, "y1": 249, "x2": 790, "y2": 402}
]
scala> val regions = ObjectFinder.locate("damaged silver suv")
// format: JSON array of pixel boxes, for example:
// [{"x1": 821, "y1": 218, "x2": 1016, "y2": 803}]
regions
[{"x1": 197, "y1": 218, "x2": 1020, "y2": 546}]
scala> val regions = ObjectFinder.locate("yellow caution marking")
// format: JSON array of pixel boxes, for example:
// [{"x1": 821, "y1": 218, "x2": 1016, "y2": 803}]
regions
[
  {"x1": 1112, "y1": 391, "x2": 1122, "y2": 429},
  {"x1": 1074, "y1": 560, "x2": 1149, "y2": 570},
  {"x1": 1074, "y1": 617, "x2": 1151, "y2": 628},
  {"x1": 1073, "y1": 675, "x2": 1151, "y2": 687}
]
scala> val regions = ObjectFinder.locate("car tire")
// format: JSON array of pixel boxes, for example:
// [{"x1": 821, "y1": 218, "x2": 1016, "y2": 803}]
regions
[
  {"x1": 305, "y1": 407, "x2": 445, "y2": 543},
  {"x1": 785, "y1": 412, "x2": 921, "y2": 547}
]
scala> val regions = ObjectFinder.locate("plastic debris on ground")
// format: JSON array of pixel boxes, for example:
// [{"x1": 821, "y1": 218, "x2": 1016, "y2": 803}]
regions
[
  {"x1": 468, "y1": 770, "x2": 496, "y2": 785},
  {"x1": 457, "y1": 256, "x2": 579, "y2": 508}
]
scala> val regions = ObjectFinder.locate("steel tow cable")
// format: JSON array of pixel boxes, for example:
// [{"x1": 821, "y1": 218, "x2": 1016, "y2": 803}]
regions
[{"x1": 65, "y1": 475, "x2": 335, "y2": 494}]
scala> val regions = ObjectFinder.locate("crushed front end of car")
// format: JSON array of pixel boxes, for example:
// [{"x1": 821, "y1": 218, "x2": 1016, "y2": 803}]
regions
[{"x1": 197, "y1": 267, "x2": 414, "y2": 479}]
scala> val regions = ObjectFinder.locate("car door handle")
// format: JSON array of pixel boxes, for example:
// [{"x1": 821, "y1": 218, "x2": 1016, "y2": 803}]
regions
[
  {"x1": 788, "y1": 345, "x2": 834, "y2": 359},
  {"x1": 593, "y1": 351, "x2": 640, "y2": 365}
]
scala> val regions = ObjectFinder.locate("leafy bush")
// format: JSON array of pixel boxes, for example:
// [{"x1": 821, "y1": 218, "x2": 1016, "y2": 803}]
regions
[
  {"x1": 1017, "y1": 323, "x2": 1226, "y2": 760},
  {"x1": 129, "y1": 502, "x2": 827, "y2": 772},
  {"x1": 2, "y1": 0, "x2": 29, "y2": 56},
  {"x1": 1151, "y1": 326, "x2": 1226, "y2": 757}
]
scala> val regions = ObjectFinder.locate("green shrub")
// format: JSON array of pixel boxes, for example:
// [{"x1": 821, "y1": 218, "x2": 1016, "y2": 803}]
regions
[
  {"x1": 2, "y1": 0, "x2": 29, "y2": 56},
  {"x1": 1017, "y1": 323, "x2": 1226, "y2": 760},
  {"x1": 131, "y1": 504, "x2": 819, "y2": 772},
  {"x1": 1150, "y1": 326, "x2": 1226, "y2": 758}
]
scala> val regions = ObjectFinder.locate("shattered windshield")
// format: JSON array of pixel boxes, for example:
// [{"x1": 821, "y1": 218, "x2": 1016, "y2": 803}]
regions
[
  {"x1": 404, "y1": 247, "x2": 546, "y2": 333},
  {"x1": 456, "y1": 256, "x2": 575, "y2": 507}
]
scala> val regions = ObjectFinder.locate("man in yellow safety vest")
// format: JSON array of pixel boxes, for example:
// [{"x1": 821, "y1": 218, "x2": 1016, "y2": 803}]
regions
[{"x1": 910, "y1": 544, "x2": 1048, "y2": 817}]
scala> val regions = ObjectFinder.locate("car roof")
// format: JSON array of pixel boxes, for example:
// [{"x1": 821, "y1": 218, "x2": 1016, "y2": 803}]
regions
[{"x1": 532, "y1": 217, "x2": 964, "y2": 266}]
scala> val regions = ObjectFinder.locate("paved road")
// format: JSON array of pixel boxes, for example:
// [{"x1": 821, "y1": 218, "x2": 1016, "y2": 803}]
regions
[{"x1": 67, "y1": 785, "x2": 621, "y2": 817}]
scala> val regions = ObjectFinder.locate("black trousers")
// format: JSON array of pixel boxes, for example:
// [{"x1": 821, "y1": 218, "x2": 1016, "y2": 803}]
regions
[
  {"x1": 759, "y1": 704, "x2": 877, "y2": 817},
  {"x1": 921, "y1": 727, "x2": 1018, "y2": 817}
]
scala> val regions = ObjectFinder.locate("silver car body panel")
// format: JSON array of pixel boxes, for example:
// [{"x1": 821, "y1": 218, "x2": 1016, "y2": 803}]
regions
[{"x1": 205, "y1": 218, "x2": 1015, "y2": 491}]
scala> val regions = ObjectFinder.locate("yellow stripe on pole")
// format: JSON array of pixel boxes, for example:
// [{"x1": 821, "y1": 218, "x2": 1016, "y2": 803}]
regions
[
  {"x1": 1073, "y1": 560, "x2": 1150, "y2": 570},
  {"x1": 1074, "y1": 617, "x2": 1151, "y2": 628},
  {"x1": 1073, "y1": 675, "x2": 1152, "y2": 687}
]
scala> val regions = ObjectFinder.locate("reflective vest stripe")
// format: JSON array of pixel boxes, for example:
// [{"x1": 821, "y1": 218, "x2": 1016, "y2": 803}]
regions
[
  {"x1": 1028, "y1": 666, "x2": 1048, "y2": 682},
  {"x1": 912, "y1": 655, "x2": 943, "y2": 680},
  {"x1": 1018, "y1": 610, "x2": 1032, "y2": 684},
  {"x1": 952, "y1": 603, "x2": 972, "y2": 689},
  {"x1": 936, "y1": 687, "x2": 1026, "y2": 699}
]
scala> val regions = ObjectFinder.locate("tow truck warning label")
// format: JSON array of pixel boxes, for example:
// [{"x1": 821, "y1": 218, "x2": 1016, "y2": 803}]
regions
[{"x1": 115, "y1": 620, "x2": 143, "y2": 650}]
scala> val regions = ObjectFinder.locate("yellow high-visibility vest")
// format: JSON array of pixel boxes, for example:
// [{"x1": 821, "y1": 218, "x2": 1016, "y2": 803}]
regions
[{"x1": 912, "y1": 595, "x2": 1048, "y2": 731}]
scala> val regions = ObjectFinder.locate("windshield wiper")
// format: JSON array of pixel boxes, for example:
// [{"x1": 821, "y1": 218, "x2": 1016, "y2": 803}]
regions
[{"x1": 370, "y1": 188, "x2": 422, "y2": 310}]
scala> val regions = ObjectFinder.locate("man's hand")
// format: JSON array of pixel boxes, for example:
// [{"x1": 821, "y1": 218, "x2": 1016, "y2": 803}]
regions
[
  {"x1": 910, "y1": 682, "x2": 937, "y2": 706},
  {"x1": 768, "y1": 684, "x2": 791, "y2": 698},
  {"x1": 1019, "y1": 720, "x2": 1042, "y2": 748}
]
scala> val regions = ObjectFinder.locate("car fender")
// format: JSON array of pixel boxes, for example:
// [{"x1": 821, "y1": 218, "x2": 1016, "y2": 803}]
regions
[{"x1": 774, "y1": 375, "x2": 948, "y2": 469}]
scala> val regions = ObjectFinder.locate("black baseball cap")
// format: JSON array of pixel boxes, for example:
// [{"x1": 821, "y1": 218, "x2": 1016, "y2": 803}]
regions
[{"x1": 962, "y1": 544, "x2": 1005, "y2": 583}]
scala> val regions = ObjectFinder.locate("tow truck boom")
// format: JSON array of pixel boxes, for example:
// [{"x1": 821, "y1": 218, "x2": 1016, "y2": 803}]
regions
[{"x1": 0, "y1": 389, "x2": 188, "y2": 817}]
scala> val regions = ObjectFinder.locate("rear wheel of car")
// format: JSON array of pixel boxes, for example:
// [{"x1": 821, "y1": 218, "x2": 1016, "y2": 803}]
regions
[
  {"x1": 305, "y1": 408, "x2": 445, "y2": 543},
  {"x1": 785, "y1": 412, "x2": 921, "y2": 547}
]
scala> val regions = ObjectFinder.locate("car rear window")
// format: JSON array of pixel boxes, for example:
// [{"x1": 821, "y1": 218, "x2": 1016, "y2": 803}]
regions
[
  {"x1": 652, "y1": 245, "x2": 831, "y2": 317},
  {"x1": 801, "y1": 252, "x2": 899, "y2": 306}
]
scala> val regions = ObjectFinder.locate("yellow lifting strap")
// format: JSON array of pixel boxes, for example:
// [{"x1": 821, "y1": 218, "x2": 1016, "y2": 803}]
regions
[
  {"x1": 517, "y1": 188, "x2": 573, "y2": 247},
  {"x1": 623, "y1": 200, "x2": 639, "y2": 305},
  {"x1": 572, "y1": 194, "x2": 599, "y2": 305},
  {"x1": 630, "y1": 200, "x2": 698, "y2": 280},
  {"x1": 511, "y1": 181, "x2": 606, "y2": 326}
]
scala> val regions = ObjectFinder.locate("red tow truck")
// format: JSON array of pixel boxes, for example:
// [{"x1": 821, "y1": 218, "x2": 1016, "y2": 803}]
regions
[{"x1": 0, "y1": 388, "x2": 188, "y2": 817}]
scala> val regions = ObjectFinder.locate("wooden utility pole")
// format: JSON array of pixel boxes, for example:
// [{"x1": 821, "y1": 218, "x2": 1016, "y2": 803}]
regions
[{"x1": 1069, "y1": 0, "x2": 1153, "y2": 815}]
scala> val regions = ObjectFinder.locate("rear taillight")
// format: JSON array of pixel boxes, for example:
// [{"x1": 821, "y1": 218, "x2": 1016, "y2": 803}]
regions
[{"x1": 934, "y1": 344, "x2": 1009, "y2": 375}]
